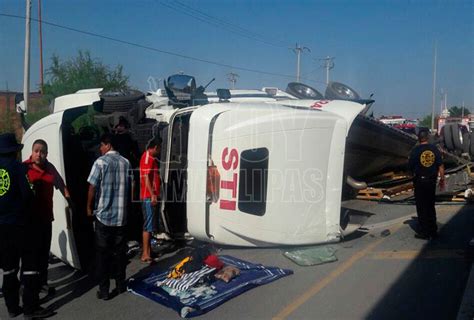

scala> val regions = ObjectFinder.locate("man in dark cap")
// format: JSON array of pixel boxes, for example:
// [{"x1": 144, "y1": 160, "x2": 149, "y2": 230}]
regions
[
  {"x1": 0, "y1": 133, "x2": 53, "y2": 319},
  {"x1": 409, "y1": 129, "x2": 445, "y2": 240}
]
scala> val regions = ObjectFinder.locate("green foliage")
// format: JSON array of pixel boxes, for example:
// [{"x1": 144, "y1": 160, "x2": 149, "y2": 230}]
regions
[
  {"x1": 0, "y1": 112, "x2": 14, "y2": 134},
  {"x1": 24, "y1": 95, "x2": 51, "y2": 125},
  {"x1": 42, "y1": 50, "x2": 129, "y2": 100},
  {"x1": 71, "y1": 107, "x2": 98, "y2": 133},
  {"x1": 420, "y1": 114, "x2": 434, "y2": 127},
  {"x1": 25, "y1": 109, "x2": 50, "y2": 125},
  {"x1": 448, "y1": 106, "x2": 470, "y2": 117}
]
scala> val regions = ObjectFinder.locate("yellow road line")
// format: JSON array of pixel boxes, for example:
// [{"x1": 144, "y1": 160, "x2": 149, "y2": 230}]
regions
[
  {"x1": 372, "y1": 249, "x2": 464, "y2": 260},
  {"x1": 273, "y1": 223, "x2": 404, "y2": 320},
  {"x1": 273, "y1": 207, "x2": 460, "y2": 320}
]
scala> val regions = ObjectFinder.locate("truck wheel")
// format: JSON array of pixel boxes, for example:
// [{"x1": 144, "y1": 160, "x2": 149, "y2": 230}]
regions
[
  {"x1": 451, "y1": 124, "x2": 464, "y2": 152},
  {"x1": 470, "y1": 132, "x2": 474, "y2": 157},
  {"x1": 443, "y1": 124, "x2": 455, "y2": 151},
  {"x1": 101, "y1": 90, "x2": 145, "y2": 113},
  {"x1": 462, "y1": 132, "x2": 470, "y2": 153},
  {"x1": 286, "y1": 82, "x2": 324, "y2": 100},
  {"x1": 325, "y1": 81, "x2": 360, "y2": 100},
  {"x1": 134, "y1": 119, "x2": 158, "y2": 152}
]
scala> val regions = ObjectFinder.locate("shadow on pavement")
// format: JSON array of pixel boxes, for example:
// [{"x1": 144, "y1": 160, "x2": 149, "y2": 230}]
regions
[
  {"x1": 42, "y1": 264, "x2": 95, "y2": 312},
  {"x1": 366, "y1": 204, "x2": 474, "y2": 320}
]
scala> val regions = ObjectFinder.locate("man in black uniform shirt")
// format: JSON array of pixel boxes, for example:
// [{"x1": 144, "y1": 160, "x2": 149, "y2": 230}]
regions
[
  {"x1": 0, "y1": 133, "x2": 53, "y2": 319},
  {"x1": 408, "y1": 130, "x2": 445, "y2": 240}
]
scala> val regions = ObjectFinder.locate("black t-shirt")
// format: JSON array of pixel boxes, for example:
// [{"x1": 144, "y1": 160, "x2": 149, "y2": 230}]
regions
[
  {"x1": 408, "y1": 143, "x2": 443, "y2": 178},
  {"x1": 114, "y1": 132, "x2": 139, "y2": 168},
  {"x1": 0, "y1": 156, "x2": 33, "y2": 225}
]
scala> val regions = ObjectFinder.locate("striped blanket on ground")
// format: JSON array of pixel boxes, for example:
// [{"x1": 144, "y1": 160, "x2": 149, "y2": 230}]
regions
[
  {"x1": 128, "y1": 255, "x2": 293, "y2": 318},
  {"x1": 157, "y1": 266, "x2": 216, "y2": 291}
]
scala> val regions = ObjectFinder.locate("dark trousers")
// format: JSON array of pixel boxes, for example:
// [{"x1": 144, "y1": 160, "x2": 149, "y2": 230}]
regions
[
  {"x1": 37, "y1": 223, "x2": 52, "y2": 286},
  {"x1": 0, "y1": 224, "x2": 40, "y2": 314},
  {"x1": 22, "y1": 224, "x2": 43, "y2": 314},
  {"x1": 94, "y1": 220, "x2": 127, "y2": 293},
  {"x1": 414, "y1": 177, "x2": 438, "y2": 236},
  {"x1": 0, "y1": 225, "x2": 22, "y2": 313}
]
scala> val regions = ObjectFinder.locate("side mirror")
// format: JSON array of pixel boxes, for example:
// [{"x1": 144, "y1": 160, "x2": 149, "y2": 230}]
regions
[
  {"x1": 217, "y1": 89, "x2": 231, "y2": 101},
  {"x1": 15, "y1": 93, "x2": 26, "y2": 113}
]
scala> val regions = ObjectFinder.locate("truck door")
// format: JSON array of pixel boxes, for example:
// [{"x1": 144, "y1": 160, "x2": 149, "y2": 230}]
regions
[{"x1": 22, "y1": 111, "x2": 82, "y2": 269}]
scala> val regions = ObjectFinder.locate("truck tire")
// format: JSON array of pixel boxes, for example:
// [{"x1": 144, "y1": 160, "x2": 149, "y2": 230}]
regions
[
  {"x1": 462, "y1": 132, "x2": 470, "y2": 154},
  {"x1": 443, "y1": 124, "x2": 455, "y2": 151},
  {"x1": 134, "y1": 119, "x2": 158, "y2": 152},
  {"x1": 286, "y1": 82, "x2": 324, "y2": 100},
  {"x1": 451, "y1": 124, "x2": 464, "y2": 152},
  {"x1": 325, "y1": 82, "x2": 360, "y2": 100},
  {"x1": 469, "y1": 131, "x2": 474, "y2": 157},
  {"x1": 101, "y1": 90, "x2": 145, "y2": 113}
]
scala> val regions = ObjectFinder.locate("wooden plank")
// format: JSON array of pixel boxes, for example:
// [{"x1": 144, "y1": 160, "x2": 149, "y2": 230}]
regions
[
  {"x1": 452, "y1": 191, "x2": 466, "y2": 202},
  {"x1": 357, "y1": 187, "x2": 385, "y2": 200},
  {"x1": 385, "y1": 182, "x2": 414, "y2": 196}
]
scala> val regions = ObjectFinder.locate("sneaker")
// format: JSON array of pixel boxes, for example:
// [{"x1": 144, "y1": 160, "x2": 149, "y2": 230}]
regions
[
  {"x1": 8, "y1": 306, "x2": 22, "y2": 318},
  {"x1": 155, "y1": 233, "x2": 171, "y2": 241},
  {"x1": 23, "y1": 307, "x2": 54, "y2": 319}
]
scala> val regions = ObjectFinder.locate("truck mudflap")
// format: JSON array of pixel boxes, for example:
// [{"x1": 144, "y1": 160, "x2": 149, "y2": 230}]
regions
[{"x1": 186, "y1": 102, "x2": 364, "y2": 246}]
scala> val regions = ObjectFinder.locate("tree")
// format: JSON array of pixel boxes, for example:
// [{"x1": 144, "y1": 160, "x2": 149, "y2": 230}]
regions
[
  {"x1": 42, "y1": 50, "x2": 129, "y2": 99},
  {"x1": 448, "y1": 106, "x2": 470, "y2": 117},
  {"x1": 419, "y1": 114, "x2": 434, "y2": 127}
]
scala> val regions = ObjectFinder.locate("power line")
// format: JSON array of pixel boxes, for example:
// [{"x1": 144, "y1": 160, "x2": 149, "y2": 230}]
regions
[
  {"x1": 0, "y1": 12, "x2": 309, "y2": 81},
  {"x1": 161, "y1": 0, "x2": 289, "y2": 48}
]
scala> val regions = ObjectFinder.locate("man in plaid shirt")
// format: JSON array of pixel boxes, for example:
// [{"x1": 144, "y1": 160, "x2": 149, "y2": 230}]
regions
[{"x1": 87, "y1": 133, "x2": 131, "y2": 300}]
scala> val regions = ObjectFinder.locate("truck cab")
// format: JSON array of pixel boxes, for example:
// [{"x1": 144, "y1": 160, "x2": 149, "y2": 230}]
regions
[{"x1": 21, "y1": 75, "x2": 365, "y2": 269}]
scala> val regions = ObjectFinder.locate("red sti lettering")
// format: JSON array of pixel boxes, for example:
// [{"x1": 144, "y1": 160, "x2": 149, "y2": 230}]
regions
[
  {"x1": 219, "y1": 147, "x2": 239, "y2": 211},
  {"x1": 311, "y1": 100, "x2": 331, "y2": 110}
]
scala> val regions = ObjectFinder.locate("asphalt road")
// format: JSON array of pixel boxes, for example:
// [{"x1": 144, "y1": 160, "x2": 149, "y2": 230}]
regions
[{"x1": 1, "y1": 201, "x2": 473, "y2": 320}]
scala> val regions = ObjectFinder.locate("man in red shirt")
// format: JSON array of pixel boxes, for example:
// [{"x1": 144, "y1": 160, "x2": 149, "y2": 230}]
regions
[
  {"x1": 139, "y1": 139, "x2": 161, "y2": 263},
  {"x1": 24, "y1": 139, "x2": 71, "y2": 295}
]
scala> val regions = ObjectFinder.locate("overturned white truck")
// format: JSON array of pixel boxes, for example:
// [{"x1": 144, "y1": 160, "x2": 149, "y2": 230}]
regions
[{"x1": 21, "y1": 75, "x2": 374, "y2": 270}]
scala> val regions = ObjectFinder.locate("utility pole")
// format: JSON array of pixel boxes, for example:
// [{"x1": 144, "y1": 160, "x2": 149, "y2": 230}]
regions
[
  {"x1": 227, "y1": 72, "x2": 239, "y2": 89},
  {"x1": 319, "y1": 56, "x2": 335, "y2": 84},
  {"x1": 440, "y1": 88, "x2": 446, "y2": 114},
  {"x1": 292, "y1": 43, "x2": 310, "y2": 82},
  {"x1": 5, "y1": 81, "x2": 11, "y2": 132},
  {"x1": 38, "y1": 0, "x2": 44, "y2": 94},
  {"x1": 22, "y1": 0, "x2": 31, "y2": 114},
  {"x1": 431, "y1": 41, "x2": 437, "y2": 131}
]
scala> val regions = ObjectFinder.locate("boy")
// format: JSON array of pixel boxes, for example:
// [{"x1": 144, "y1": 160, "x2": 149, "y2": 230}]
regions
[{"x1": 24, "y1": 139, "x2": 71, "y2": 295}]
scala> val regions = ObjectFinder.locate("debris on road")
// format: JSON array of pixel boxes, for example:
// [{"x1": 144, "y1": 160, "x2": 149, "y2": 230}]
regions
[
  {"x1": 283, "y1": 245, "x2": 338, "y2": 266},
  {"x1": 380, "y1": 229, "x2": 391, "y2": 237}
]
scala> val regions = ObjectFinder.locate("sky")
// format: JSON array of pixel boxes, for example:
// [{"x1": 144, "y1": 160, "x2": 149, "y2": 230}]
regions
[{"x1": 0, "y1": 0, "x2": 473, "y2": 118}]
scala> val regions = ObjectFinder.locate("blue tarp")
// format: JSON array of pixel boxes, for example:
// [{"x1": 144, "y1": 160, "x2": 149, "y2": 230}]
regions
[{"x1": 128, "y1": 255, "x2": 293, "y2": 318}]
